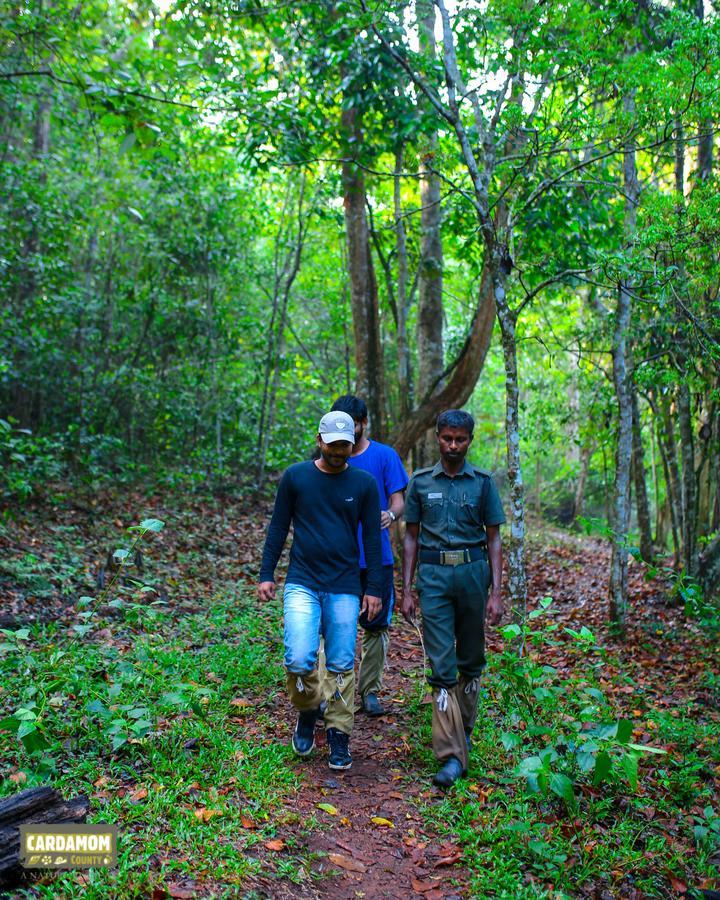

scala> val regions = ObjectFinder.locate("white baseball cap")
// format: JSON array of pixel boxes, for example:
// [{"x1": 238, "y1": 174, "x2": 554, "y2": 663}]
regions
[{"x1": 318, "y1": 411, "x2": 356, "y2": 444}]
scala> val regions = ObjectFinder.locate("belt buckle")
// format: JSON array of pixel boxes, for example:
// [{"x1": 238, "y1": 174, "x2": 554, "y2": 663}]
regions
[{"x1": 441, "y1": 550, "x2": 465, "y2": 566}]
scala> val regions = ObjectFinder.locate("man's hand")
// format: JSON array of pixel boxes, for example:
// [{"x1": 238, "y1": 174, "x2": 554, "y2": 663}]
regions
[
  {"x1": 360, "y1": 593, "x2": 382, "y2": 621},
  {"x1": 258, "y1": 581, "x2": 276, "y2": 602},
  {"x1": 380, "y1": 510, "x2": 394, "y2": 530},
  {"x1": 400, "y1": 586, "x2": 418, "y2": 623},
  {"x1": 486, "y1": 590, "x2": 503, "y2": 626}
]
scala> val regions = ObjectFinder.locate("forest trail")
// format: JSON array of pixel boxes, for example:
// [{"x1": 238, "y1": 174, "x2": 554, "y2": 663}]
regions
[{"x1": 0, "y1": 489, "x2": 717, "y2": 898}]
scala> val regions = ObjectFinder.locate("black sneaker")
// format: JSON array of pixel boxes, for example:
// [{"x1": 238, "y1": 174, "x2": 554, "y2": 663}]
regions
[
  {"x1": 326, "y1": 727, "x2": 352, "y2": 770},
  {"x1": 292, "y1": 708, "x2": 321, "y2": 757},
  {"x1": 362, "y1": 692, "x2": 386, "y2": 717}
]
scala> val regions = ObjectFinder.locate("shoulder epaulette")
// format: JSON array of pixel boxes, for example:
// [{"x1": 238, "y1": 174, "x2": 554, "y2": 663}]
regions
[{"x1": 411, "y1": 465, "x2": 434, "y2": 477}]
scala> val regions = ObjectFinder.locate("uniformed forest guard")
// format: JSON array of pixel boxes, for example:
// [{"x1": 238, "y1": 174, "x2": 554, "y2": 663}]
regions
[{"x1": 401, "y1": 409, "x2": 505, "y2": 788}]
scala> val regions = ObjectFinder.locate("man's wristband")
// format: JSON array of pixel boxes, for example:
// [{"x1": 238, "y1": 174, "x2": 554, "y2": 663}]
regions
[{"x1": 387, "y1": 510, "x2": 397, "y2": 522}]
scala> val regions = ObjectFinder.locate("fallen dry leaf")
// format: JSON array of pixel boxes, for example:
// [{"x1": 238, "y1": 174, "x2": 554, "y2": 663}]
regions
[
  {"x1": 328, "y1": 852, "x2": 367, "y2": 874},
  {"x1": 166, "y1": 884, "x2": 196, "y2": 899},
  {"x1": 240, "y1": 816, "x2": 257, "y2": 829},
  {"x1": 230, "y1": 697, "x2": 252, "y2": 708},
  {"x1": 193, "y1": 807, "x2": 222, "y2": 823},
  {"x1": 265, "y1": 839, "x2": 285, "y2": 852},
  {"x1": 411, "y1": 878, "x2": 439, "y2": 893},
  {"x1": 371, "y1": 816, "x2": 394, "y2": 827},
  {"x1": 317, "y1": 802, "x2": 338, "y2": 815},
  {"x1": 130, "y1": 787, "x2": 148, "y2": 802},
  {"x1": 434, "y1": 851, "x2": 461, "y2": 867},
  {"x1": 668, "y1": 876, "x2": 688, "y2": 893},
  {"x1": 9, "y1": 771, "x2": 27, "y2": 784}
]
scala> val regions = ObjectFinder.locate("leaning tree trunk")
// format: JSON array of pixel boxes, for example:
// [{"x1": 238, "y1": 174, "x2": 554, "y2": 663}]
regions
[
  {"x1": 341, "y1": 106, "x2": 386, "y2": 439},
  {"x1": 609, "y1": 90, "x2": 639, "y2": 629}
]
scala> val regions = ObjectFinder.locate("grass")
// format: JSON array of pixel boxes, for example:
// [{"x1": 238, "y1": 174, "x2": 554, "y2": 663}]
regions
[
  {"x1": 0, "y1": 590, "x2": 306, "y2": 898},
  {"x1": 401, "y1": 613, "x2": 720, "y2": 898}
]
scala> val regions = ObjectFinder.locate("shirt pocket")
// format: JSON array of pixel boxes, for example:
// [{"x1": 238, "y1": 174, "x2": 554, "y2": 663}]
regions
[
  {"x1": 423, "y1": 496, "x2": 445, "y2": 525},
  {"x1": 460, "y1": 491, "x2": 482, "y2": 527}
]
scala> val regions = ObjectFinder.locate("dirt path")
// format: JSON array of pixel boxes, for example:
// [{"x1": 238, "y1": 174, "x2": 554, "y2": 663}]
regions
[{"x1": 243, "y1": 620, "x2": 470, "y2": 900}]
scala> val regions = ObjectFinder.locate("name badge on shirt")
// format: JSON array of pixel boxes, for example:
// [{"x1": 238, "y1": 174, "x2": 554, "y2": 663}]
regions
[{"x1": 428, "y1": 492, "x2": 443, "y2": 499}]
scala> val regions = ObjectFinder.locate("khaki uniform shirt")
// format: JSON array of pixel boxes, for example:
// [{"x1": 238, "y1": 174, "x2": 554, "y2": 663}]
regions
[{"x1": 404, "y1": 460, "x2": 505, "y2": 550}]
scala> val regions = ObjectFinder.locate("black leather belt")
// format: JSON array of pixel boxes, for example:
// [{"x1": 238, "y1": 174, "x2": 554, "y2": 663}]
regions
[{"x1": 419, "y1": 546, "x2": 487, "y2": 566}]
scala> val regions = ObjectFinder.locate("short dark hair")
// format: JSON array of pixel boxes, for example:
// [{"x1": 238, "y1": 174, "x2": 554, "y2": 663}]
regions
[
  {"x1": 331, "y1": 394, "x2": 368, "y2": 421},
  {"x1": 436, "y1": 409, "x2": 474, "y2": 436}
]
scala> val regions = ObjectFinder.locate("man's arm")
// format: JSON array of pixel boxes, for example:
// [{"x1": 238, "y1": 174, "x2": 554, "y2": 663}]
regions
[
  {"x1": 401, "y1": 522, "x2": 420, "y2": 622},
  {"x1": 485, "y1": 524, "x2": 503, "y2": 626},
  {"x1": 257, "y1": 471, "x2": 293, "y2": 602},
  {"x1": 359, "y1": 478, "x2": 383, "y2": 621},
  {"x1": 381, "y1": 489, "x2": 405, "y2": 530}
]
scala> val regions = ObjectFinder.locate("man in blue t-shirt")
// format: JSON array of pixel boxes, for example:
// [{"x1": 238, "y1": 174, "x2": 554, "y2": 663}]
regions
[{"x1": 330, "y1": 395, "x2": 409, "y2": 716}]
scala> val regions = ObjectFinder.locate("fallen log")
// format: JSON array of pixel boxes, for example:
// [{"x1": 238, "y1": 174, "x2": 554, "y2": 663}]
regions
[{"x1": 0, "y1": 786, "x2": 90, "y2": 887}]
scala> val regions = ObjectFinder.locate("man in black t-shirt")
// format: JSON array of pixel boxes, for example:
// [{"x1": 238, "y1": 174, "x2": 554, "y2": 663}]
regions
[{"x1": 258, "y1": 411, "x2": 382, "y2": 771}]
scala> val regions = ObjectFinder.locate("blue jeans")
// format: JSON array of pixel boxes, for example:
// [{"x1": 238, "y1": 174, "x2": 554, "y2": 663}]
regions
[{"x1": 283, "y1": 583, "x2": 360, "y2": 674}]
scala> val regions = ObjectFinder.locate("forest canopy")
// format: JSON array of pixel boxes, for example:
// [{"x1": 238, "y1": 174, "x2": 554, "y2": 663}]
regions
[{"x1": 2, "y1": 0, "x2": 719, "y2": 615}]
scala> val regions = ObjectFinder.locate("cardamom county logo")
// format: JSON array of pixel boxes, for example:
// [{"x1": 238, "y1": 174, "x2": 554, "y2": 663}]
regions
[{"x1": 20, "y1": 824, "x2": 118, "y2": 869}]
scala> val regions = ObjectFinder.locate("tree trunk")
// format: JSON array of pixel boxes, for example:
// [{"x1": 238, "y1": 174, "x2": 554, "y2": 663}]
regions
[
  {"x1": 631, "y1": 388, "x2": 653, "y2": 562},
  {"x1": 256, "y1": 176, "x2": 308, "y2": 485},
  {"x1": 393, "y1": 145, "x2": 412, "y2": 423},
  {"x1": 0, "y1": 787, "x2": 90, "y2": 887},
  {"x1": 415, "y1": 0, "x2": 444, "y2": 466},
  {"x1": 573, "y1": 443, "x2": 593, "y2": 522},
  {"x1": 341, "y1": 106, "x2": 386, "y2": 439},
  {"x1": 608, "y1": 90, "x2": 639, "y2": 628},
  {"x1": 497, "y1": 297, "x2": 527, "y2": 620},
  {"x1": 653, "y1": 393, "x2": 683, "y2": 564},
  {"x1": 673, "y1": 126, "x2": 699, "y2": 579},
  {"x1": 677, "y1": 382, "x2": 697, "y2": 576},
  {"x1": 389, "y1": 262, "x2": 495, "y2": 459}
]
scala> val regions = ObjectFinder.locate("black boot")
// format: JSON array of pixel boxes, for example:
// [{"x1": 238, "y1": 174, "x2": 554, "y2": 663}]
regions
[
  {"x1": 326, "y1": 727, "x2": 352, "y2": 770},
  {"x1": 362, "y1": 692, "x2": 386, "y2": 716},
  {"x1": 433, "y1": 755, "x2": 465, "y2": 788},
  {"x1": 292, "y1": 707, "x2": 321, "y2": 756}
]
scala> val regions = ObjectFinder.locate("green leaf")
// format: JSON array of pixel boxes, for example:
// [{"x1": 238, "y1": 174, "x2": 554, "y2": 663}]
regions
[
  {"x1": 119, "y1": 133, "x2": 136, "y2": 155},
  {"x1": 621, "y1": 752, "x2": 639, "y2": 790},
  {"x1": 516, "y1": 755, "x2": 543, "y2": 777},
  {"x1": 549, "y1": 772, "x2": 575, "y2": 806},
  {"x1": 138, "y1": 518, "x2": 164, "y2": 532},
  {"x1": 628, "y1": 743, "x2": 666, "y2": 754},
  {"x1": 17, "y1": 720, "x2": 37, "y2": 740},
  {"x1": 593, "y1": 750, "x2": 612, "y2": 785},
  {"x1": 113, "y1": 549, "x2": 130, "y2": 562},
  {"x1": 21, "y1": 728, "x2": 48, "y2": 754},
  {"x1": 616, "y1": 719, "x2": 634, "y2": 744},
  {"x1": 501, "y1": 732, "x2": 522, "y2": 751},
  {"x1": 500, "y1": 624, "x2": 522, "y2": 640},
  {"x1": 111, "y1": 733, "x2": 128, "y2": 751},
  {"x1": 0, "y1": 716, "x2": 20, "y2": 733},
  {"x1": 576, "y1": 751, "x2": 596, "y2": 773}
]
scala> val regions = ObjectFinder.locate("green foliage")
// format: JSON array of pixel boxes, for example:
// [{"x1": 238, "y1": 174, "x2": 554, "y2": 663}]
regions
[{"x1": 496, "y1": 600, "x2": 665, "y2": 810}]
